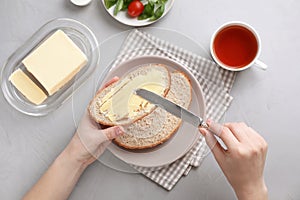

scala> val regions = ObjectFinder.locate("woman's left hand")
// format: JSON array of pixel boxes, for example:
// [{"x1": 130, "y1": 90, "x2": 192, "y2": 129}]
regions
[{"x1": 64, "y1": 77, "x2": 124, "y2": 168}]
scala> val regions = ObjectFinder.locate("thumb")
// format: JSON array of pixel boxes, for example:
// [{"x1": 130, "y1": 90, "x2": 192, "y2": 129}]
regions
[{"x1": 101, "y1": 126, "x2": 125, "y2": 141}]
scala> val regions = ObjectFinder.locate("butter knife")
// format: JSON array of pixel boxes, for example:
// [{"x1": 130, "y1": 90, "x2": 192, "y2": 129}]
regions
[{"x1": 136, "y1": 88, "x2": 209, "y2": 129}]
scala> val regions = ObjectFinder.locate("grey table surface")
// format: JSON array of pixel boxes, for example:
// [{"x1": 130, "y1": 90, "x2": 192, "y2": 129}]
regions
[{"x1": 1, "y1": 0, "x2": 300, "y2": 199}]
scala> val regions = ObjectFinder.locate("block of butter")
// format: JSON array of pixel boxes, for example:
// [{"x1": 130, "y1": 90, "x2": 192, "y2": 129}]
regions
[
  {"x1": 9, "y1": 69, "x2": 47, "y2": 105},
  {"x1": 22, "y1": 30, "x2": 88, "y2": 95}
]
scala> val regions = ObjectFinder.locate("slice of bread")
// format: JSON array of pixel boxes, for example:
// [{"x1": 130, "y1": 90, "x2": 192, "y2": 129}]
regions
[
  {"x1": 114, "y1": 71, "x2": 192, "y2": 149},
  {"x1": 88, "y1": 64, "x2": 170, "y2": 126}
]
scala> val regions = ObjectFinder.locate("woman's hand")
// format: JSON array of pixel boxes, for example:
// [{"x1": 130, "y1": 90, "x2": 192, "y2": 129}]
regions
[
  {"x1": 64, "y1": 76, "x2": 124, "y2": 168},
  {"x1": 23, "y1": 77, "x2": 124, "y2": 200},
  {"x1": 199, "y1": 120, "x2": 268, "y2": 200},
  {"x1": 64, "y1": 111, "x2": 124, "y2": 168}
]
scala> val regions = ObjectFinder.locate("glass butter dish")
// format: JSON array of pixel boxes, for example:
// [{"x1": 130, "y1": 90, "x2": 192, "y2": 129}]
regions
[{"x1": 1, "y1": 18, "x2": 99, "y2": 116}]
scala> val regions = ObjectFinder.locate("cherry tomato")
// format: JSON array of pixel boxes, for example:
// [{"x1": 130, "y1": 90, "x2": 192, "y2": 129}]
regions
[{"x1": 127, "y1": 0, "x2": 144, "y2": 17}]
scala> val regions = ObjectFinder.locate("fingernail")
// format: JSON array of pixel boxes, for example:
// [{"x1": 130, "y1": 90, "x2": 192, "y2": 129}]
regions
[
  {"x1": 198, "y1": 128, "x2": 207, "y2": 137},
  {"x1": 115, "y1": 126, "x2": 124, "y2": 136}
]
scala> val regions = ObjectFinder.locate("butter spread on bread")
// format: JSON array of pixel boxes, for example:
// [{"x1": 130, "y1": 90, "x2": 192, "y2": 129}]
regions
[{"x1": 89, "y1": 64, "x2": 170, "y2": 126}]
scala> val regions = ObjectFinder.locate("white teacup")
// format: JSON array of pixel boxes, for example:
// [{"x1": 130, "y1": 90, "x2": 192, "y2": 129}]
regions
[{"x1": 210, "y1": 21, "x2": 267, "y2": 71}]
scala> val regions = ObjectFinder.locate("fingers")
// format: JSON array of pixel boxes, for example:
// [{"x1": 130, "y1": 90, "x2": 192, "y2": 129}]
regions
[
  {"x1": 224, "y1": 122, "x2": 267, "y2": 146},
  {"x1": 247, "y1": 126, "x2": 265, "y2": 142},
  {"x1": 224, "y1": 122, "x2": 249, "y2": 142},
  {"x1": 199, "y1": 128, "x2": 225, "y2": 162},
  {"x1": 222, "y1": 122, "x2": 268, "y2": 154},
  {"x1": 207, "y1": 119, "x2": 239, "y2": 149},
  {"x1": 101, "y1": 126, "x2": 125, "y2": 141},
  {"x1": 247, "y1": 126, "x2": 268, "y2": 151}
]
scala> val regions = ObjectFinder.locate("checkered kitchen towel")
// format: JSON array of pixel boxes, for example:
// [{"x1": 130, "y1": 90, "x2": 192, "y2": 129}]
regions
[{"x1": 111, "y1": 29, "x2": 236, "y2": 190}]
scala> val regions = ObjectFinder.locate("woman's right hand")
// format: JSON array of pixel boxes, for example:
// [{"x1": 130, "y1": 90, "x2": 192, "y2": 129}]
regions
[{"x1": 199, "y1": 120, "x2": 268, "y2": 200}]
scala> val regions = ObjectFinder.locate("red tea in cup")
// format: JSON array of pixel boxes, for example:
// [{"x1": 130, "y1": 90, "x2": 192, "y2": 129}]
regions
[
  {"x1": 210, "y1": 22, "x2": 267, "y2": 71},
  {"x1": 213, "y1": 25, "x2": 258, "y2": 68}
]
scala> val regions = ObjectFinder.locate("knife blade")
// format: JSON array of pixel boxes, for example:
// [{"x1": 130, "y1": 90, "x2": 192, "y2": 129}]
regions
[{"x1": 135, "y1": 88, "x2": 208, "y2": 129}]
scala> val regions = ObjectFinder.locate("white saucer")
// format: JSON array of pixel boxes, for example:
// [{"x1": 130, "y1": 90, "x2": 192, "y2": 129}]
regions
[{"x1": 70, "y1": 0, "x2": 92, "y2": 6}]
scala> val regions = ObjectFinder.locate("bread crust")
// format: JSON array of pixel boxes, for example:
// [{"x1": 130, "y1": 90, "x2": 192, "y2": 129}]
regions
[
  {"x1": 88, "y1": 81, "x2": 117, "y2": 126},
  {"x1": 113, "y1": 120, "x2": 182, "y2": 150}
]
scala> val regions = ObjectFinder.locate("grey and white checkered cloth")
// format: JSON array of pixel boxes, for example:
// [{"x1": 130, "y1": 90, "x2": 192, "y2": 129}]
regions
[{"x1": 111, "y1": 29, "x2": 236, "y2": 190}]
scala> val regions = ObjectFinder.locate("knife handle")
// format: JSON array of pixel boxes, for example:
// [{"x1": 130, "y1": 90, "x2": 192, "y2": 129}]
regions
[
  {"x1": 199, "y1": 121, "x2": 223, "y2": 138},
  {"x1": 199, "y1": 121, "x2": 209, "y2": 129}
]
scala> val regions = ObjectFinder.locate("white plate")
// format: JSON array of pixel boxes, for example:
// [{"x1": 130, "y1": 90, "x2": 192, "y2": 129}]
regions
[
  {"x1": 101, "y1": 56, "x2": 206, "y2": 168},
  {"x1": 71, "y1": 28, "x2": 211, "y2": 172},
  {"x1": 101, "y1": 0, "x2": 175, "y2": 27}
]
